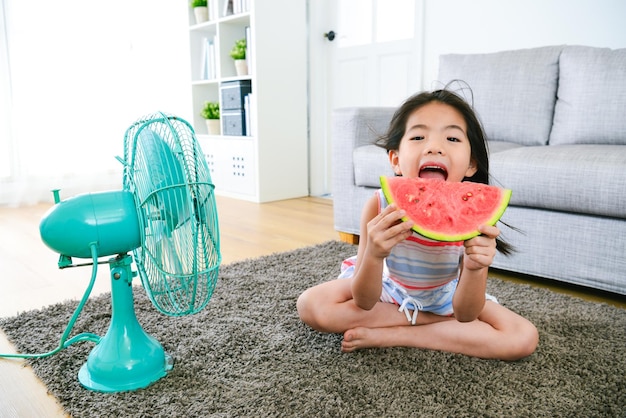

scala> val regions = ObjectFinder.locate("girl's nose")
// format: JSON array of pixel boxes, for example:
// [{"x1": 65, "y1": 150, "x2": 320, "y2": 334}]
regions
[{"x1": 424, "y1": 140, "x2": 444, "y2": 155}]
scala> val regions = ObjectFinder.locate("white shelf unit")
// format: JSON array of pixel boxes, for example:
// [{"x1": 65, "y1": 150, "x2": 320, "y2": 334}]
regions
[{"x1": 187, "y1": 0, "x2": 308, "y2": 202}]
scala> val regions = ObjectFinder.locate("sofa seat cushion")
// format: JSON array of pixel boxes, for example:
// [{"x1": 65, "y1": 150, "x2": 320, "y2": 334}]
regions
[
  {"x1": 353, "y1": 145, "x2": 394, "y2": 187},
  {"x1": 490, "y1": 145, "x2": 626, "y2": 219},
  {"x1": 438, "y1": 46, "x2": 563, "y2": 146},
  {"x1": 550, "y1": 46, "x2": 626, "y2": 146},
  {"x1": 488, "y1": 140, "x2": 524, "y2": 154}
]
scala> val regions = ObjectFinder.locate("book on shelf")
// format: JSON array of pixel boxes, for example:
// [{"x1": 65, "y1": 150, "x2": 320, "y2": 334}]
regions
[
  {"x1": 223, "y1": 0, "x2": 249, "y2": 16},
  {"x1": 222, "y1": 0, "x2": 233, "y2": 17},
  {"x1": 244, "y1": 93, "x2": 254, "y2": 136},
  {"x1": 208, "y1": 0, "x2": 219, "y2": 21},
  {"x1": 200, "y1": 36, "x2": 217, "y2": 80},
  {"x1": 233, "y1": 0, "x2": 250, "y2": 14},
  {"x1": 245, "y1": 25, "x2": 252, "y2": 73}
]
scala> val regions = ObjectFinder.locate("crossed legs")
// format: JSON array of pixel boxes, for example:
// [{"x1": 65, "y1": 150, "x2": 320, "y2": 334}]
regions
[{"x1": 296, "y1": 278, "x2": 538, "y2": 361}]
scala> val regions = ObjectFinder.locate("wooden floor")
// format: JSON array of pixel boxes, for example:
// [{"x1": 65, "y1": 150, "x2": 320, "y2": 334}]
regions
[{"x1": 0, "y1": 195, "x2": 624, "y2": 416}]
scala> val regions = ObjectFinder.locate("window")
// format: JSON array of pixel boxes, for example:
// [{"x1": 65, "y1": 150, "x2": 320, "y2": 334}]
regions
[{"x1": 0, "y1": 0, "x2": 191, "y2": 205}]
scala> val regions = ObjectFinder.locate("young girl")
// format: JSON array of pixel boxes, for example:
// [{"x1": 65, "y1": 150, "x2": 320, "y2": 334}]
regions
[{"x1": 297, "y1": 89, "x2": 538, "y2": 361}]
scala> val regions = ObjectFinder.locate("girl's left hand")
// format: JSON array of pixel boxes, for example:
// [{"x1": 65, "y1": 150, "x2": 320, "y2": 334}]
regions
[{"x1": 463, "y1": 224, "x2": 499, "y2": 271}]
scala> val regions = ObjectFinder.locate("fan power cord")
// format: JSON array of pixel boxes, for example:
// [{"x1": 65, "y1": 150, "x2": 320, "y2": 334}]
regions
[{"x1": 0, "y1": 243, "x2": 102, "y2": 360}]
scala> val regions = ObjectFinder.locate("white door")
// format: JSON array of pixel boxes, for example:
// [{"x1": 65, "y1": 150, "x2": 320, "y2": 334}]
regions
[{"x1": 308, "y1": 0, "x2": 422, "y2": 196}]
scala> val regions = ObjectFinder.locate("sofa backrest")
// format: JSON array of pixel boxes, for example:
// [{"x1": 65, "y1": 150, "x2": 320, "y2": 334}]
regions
[
  {"x1": 438, "y1": 46, "x2": 564, "y2": 146},
  {"x1": 549, "y1": 46, "x2": 626, "y2": 146}
]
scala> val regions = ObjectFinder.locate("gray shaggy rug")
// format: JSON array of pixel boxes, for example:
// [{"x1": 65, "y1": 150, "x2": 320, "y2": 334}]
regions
[{"x1": 1, "y1": 241, "x2": 625, "y2": 417}]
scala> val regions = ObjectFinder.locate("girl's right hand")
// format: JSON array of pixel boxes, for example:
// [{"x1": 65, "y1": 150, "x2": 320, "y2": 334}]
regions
[{"x1": 365, "y1": 203, "x2": 414, "y2": 259}]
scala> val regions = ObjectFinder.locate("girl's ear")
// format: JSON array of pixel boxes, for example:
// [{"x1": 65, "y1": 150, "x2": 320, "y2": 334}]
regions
[
  {"x1": 465, "y1": 158, "x2": 478, "y2": 178},
  {"x1": 389, "y1": 150, "x2": 402, "y2": 175}
]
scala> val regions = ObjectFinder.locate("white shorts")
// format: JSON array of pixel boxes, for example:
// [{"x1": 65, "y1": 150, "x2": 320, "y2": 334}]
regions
[{"x1": 338, "y1": 255, "x2": 498, "y2": 324}]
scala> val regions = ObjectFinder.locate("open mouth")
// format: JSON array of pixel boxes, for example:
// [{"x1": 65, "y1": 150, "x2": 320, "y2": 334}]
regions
[{"x1": 418, "y1": 164, "x2": 448, "y2": 180}]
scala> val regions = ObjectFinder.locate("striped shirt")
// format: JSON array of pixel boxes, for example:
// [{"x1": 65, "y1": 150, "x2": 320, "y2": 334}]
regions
[{"x1": 378, "y1": 189, "x2": 464, "y2": 291}]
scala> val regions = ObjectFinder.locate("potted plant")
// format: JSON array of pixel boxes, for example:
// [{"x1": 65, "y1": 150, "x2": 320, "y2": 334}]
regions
[
  {"x1": 230, "y1": 38, "x2": 248, "y2": 76},
  {"x1": 190, "y1": 0, "x2": 208, "y2": 24},
  {"x1": 201, "y1": 101, "x2": 221, "y2": 135}
]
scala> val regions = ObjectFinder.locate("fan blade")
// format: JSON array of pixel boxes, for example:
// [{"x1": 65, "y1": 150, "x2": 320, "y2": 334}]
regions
[{"x1": 135, "y1": 129, "x2": 188, "y2": 233}]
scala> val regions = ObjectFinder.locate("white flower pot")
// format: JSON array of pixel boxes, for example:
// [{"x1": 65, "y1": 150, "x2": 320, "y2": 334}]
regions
[
  {"x1": 206, "y1": 119, "x2": 221, "y2": 135},
  {"x1": 194, "y1": 7, "x2": 209, "y2": 24},
  {"x1": 234, "y1": 59, "x2": 248, "y2": 76}
]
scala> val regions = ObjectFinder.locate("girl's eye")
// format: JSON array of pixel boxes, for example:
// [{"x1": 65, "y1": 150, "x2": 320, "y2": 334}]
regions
[
  {"x1": 410, "y1": 136, "x2": 425, "y2": 141},
  {"x1": 447, "y1": 137, "x2": 460, "y2": 142}
]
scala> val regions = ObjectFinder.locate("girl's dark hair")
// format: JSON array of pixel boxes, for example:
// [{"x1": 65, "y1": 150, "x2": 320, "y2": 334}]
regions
[{"x1": 376, "y1": 86, "x2": 514, "y2": 255}]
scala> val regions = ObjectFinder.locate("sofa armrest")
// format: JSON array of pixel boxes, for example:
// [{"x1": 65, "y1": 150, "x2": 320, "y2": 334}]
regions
[{"x1": 331, "y1": 107, "x2": 395, "y2": 235}]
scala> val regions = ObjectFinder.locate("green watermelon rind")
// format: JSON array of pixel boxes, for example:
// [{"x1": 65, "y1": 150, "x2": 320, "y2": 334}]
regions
[{"x1": 379, "y1": 176, "x2": 512, "y2": 242}]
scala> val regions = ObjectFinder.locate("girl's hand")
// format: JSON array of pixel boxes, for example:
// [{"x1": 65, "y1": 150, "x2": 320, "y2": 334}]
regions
[
  {"x1": 365, "y1": 204, "x2": 414, "y2": 259},
  {"x1": 463, "y1": 224, "x2": 499, "y2": 271}
]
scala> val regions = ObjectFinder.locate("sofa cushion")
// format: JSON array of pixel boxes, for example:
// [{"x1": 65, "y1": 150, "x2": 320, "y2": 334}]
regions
[
  {"x1": 353, "y1": 145, "x2": 394, "y2": 188},
  {"x1": 488, "y1": 140, "x2": 524, "y2": 154},
  {"x1": 549, "y1": 46, "x2": 626, "y2": 146},
  {"x1": 438, "y1": 46, "x2": 563, "y2": 146},
  {"x1": 490, "y1": 145, "x2": 626, "y2": 219}
]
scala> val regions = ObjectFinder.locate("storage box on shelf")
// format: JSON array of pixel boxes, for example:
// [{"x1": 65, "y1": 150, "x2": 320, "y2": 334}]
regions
[
  {"x1": 221, "y1": 80, "x2": 252, "y2": 136},
  {"x1": 187, "y1": 0, "x2": 308, "y2": 202}
]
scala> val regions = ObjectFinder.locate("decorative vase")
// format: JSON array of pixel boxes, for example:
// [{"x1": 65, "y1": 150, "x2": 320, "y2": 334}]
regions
[
  {"x1": 234, "y1": 59, "x2": 248, "y2": 76},
  {"x1": 206, "y1": 119, "x2": 221, "y2": 135},
  {"x1": 193, "y1": 7, "x2": 209, "y2": 24}
]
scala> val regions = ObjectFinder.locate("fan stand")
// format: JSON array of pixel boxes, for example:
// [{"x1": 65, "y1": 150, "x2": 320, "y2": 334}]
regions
[{"x1": 78, "y1": 254, "x2": 173, "y2": 392}]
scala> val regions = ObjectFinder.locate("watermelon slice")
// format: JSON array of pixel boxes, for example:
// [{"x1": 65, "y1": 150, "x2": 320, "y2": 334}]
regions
[{"x1": 380, "y1": 176, "x2": 511, "y2": 242}]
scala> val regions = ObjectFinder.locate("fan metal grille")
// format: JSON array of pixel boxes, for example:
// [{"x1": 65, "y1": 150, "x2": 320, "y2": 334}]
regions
[{"x1": 123, "y1": 112, "x2": 220, "y2": 316}]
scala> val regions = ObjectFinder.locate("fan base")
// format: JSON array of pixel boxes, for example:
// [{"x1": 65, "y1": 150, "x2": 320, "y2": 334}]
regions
[
  {"x1": 78, "y1": 352, "x2": 173, "y2": 393},
  {"x1": 77, "y1": 254, "x2": 175, "y2": 392}
]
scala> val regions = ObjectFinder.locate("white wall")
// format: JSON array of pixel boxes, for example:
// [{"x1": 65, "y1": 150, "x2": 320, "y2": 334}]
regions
[{"x1": 420, "y1": 0, "x2": 626, "y2": 88}]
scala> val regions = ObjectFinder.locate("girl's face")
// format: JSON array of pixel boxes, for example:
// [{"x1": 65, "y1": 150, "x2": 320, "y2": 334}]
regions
[{"x1": 389, "y1": 102, "x2": 477, "y2": 182}]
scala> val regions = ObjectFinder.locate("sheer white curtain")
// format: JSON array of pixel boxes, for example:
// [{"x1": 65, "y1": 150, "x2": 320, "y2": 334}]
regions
[
  {"x1": 0, "y1": 0, "x2": 192, "y2": 206},
  {"x1": 0, "y1": 0, "x2": 12, "y2": 180}
]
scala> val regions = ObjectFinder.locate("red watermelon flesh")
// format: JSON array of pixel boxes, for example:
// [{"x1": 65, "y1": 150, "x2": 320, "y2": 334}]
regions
[{"x1": 380, "y1": 176, "x2": 511, "y2": 242}]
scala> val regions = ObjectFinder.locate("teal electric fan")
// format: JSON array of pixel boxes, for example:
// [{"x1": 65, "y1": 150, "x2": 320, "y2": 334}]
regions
[{"x1": 0, "y1": 112, "x2": 221, "y2": 392}]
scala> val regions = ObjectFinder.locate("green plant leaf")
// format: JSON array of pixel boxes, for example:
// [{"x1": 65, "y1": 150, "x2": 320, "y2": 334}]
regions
[
  {"x1": 229, "y1": 38, "x2": 246, "y2": 60},
  {"x1": 201, "y1": 102, "x2": 220, "y2": 119}
]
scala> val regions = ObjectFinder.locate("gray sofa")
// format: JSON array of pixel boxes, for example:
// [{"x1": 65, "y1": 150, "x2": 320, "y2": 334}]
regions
[{"x1": 332, "y1": 45, "x2": 626, "y2": 296}]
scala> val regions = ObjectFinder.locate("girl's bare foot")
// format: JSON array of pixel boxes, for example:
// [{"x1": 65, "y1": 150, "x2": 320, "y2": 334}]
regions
[
  {"x1": 341, "y1": 327, "x2": 390, "y2": 352},
  {"x1": 341, "y1": 314, "x2": 456, "y2": 353}
]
